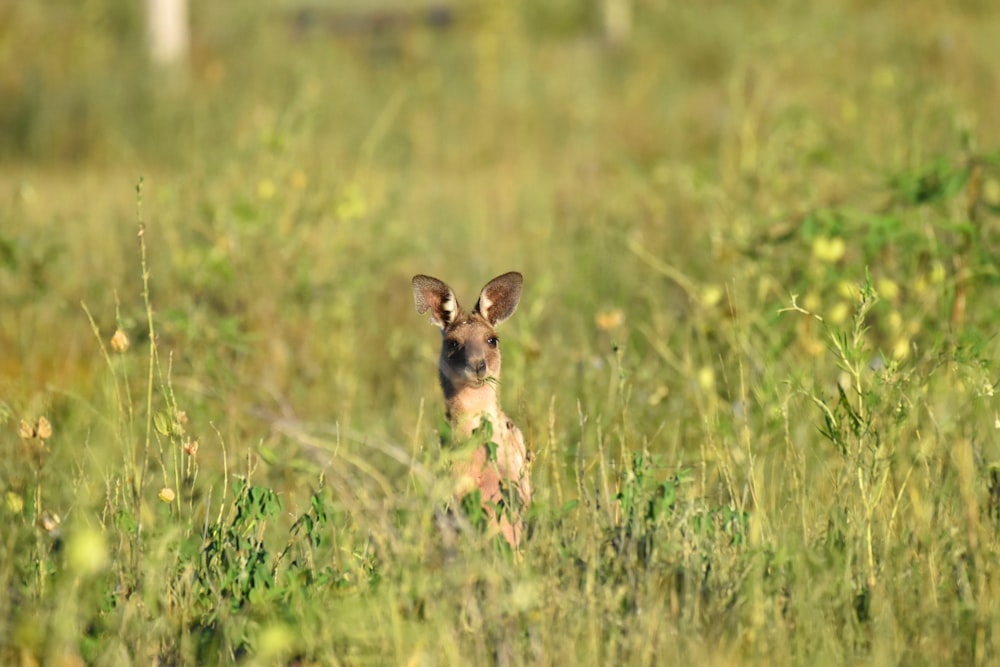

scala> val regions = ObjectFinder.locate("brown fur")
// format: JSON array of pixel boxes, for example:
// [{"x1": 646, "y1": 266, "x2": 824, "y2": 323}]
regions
[{"x1": 412, "y1": 272, "x2": 532, "y2": 547}]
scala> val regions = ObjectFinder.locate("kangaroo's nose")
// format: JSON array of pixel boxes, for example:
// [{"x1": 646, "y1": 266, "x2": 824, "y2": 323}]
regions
[{"x1": 473, "y1": 359, "x2": 487, "y2": 378}]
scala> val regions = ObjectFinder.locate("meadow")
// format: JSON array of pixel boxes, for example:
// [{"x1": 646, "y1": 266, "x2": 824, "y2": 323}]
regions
[{"x1": 3, "y1": 1, "x2": 1000, "y2": 664}]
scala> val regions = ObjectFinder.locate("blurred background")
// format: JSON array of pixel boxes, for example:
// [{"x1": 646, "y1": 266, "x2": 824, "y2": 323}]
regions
[
  {"x1": 5, "y1": 2, "x2": 1000, "y2": 663},
  {"x1": 3, "y1": 0, "x2": 1000, "y2": 492}
]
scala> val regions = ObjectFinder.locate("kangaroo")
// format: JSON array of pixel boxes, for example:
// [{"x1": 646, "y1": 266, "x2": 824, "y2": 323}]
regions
[{"x1": 411, "y1": 272, "x2": 532, "y2": 547}]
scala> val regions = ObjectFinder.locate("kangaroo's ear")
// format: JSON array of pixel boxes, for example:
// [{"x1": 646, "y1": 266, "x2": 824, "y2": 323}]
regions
[
  {"x1": 474, "y1": 272, "x2": 523, "y2": 326},
  {"x1": 412, "y1": 275, "x2": 460, "y2": 329}
]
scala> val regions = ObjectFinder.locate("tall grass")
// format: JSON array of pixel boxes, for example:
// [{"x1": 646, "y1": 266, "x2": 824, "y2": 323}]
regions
[{"x1": 3, "y1": 1, "x2": 1000, "y2": 664}]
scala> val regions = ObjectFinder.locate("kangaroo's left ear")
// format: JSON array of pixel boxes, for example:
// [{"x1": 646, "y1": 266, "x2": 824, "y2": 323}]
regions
[
  {"x1": 474, "y1": 272, "x2": 523, "y2": 326},
  {"x1": 412, "y1": 274, "x2": 460, "y2": 329}
]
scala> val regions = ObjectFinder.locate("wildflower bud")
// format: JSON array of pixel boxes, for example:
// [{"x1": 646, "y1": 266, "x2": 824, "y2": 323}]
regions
[
  {"x1": 111, "y1": 329, "x2": 130, "y2": 353},
  {"x1": 18, "y1": 419, "x2": 34, "y2": 439},
  {"x1": 158, "y1": 488, "x2": 176, "y2": 503},
  {"x1": 37, "y1": 511, "x2": 61, "y2": 537},
  {"x1": 595, "y1": 309, "x2": 624, "y2": 331},
  {"x1": 183, "y1": 440, "x2": 199, "y2": 457},
  {"x1": 36, "y1": 417, "x2": 52, "y2": 440}
]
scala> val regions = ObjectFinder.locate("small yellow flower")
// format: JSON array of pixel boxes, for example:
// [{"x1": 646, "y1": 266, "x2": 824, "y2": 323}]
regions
[
  {"x1": 878, "y1": 278, "x2": 900, "y2": 301},
  {"x1": 812, "y1": 236, "x2": 846, "y2": 263},
  {"x1": 5, "y1": 492, "x2": 23, "y2": 514},
  {"x1": 837, "y1": 280, "x2": 858, "y2": 300},
  {"x1": 257, "y1": 179, "x2": 276, "y2": 200},
  {"x1": 111, "y1": 329, "x2": 130, "y2": 353},
  {"x1": 595, "y1": 309, "x2": 624, "y2": 331},
  {"x1": 697, "y1": 366, "x2": 716, "y2": 393},
  {"x1": 700, "y1": 285, "x2": 723, "y2": 308},
  {"x1": 335, "y1": 184, "x2": 368, "y2": 221},
  {"x1": 158, "y1": 488, "x2": 176, "y2": 504},
  {"x1": 18, "y1": 419, "x2": 34, "y2": 439},
  {"x1": 828, "y1": 302, "x2": 850, "y2": 325}
]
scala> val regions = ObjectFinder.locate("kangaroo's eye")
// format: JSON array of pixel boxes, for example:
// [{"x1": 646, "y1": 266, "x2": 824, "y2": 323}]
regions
[
  {"x1": 486, "y1": 336, "x2": 499, "y2": 348},
  {"x1": 446, "y1": 340, "x2": 461, "y2": 354}
]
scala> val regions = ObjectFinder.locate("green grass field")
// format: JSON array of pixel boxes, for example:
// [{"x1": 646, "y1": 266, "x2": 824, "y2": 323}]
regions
[{"x1": 4, "y1": 1, "x2": 1000, "y2": 664}]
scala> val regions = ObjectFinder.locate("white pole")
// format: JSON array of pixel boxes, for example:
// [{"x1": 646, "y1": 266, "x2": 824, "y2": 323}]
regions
[
  {"x1": 147, "y1": 0, "x2": 190, "y2": 67},
  {"x1": 602, "y1": 0, "x2": 632, "y2": 47}
]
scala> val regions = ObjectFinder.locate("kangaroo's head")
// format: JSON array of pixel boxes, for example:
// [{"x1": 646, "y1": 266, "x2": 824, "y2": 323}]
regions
[{"x1": 412, "y1": 272, "x2": 523, "y2": 398}]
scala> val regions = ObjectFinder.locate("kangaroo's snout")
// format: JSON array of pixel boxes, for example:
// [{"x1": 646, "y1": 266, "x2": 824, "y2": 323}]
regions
[{"x1": 438, "y1": 319, "x2": 501, "y2": 390}]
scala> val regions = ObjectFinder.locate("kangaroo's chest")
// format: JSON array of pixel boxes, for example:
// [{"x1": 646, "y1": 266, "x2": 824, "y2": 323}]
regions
[{"x1": 453, "y1": 412, "x2": 526, "y2": 477}]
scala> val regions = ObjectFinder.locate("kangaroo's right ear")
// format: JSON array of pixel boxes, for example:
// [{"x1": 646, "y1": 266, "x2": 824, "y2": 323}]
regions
[
  {"x1": 412, "y1": 275, "x2": 460, "y2": 329},
  {"x1": 475, "y1": 272, "x2": 523, "y2": 326}
]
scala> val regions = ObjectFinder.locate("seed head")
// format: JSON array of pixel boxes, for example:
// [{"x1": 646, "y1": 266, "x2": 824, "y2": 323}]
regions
[
  {"x1": 111, "y1": 329, "x2": 130, "y2": 353},
  {"x1": 18, "y1": 417, "x2": 52, "y2": 441}
]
